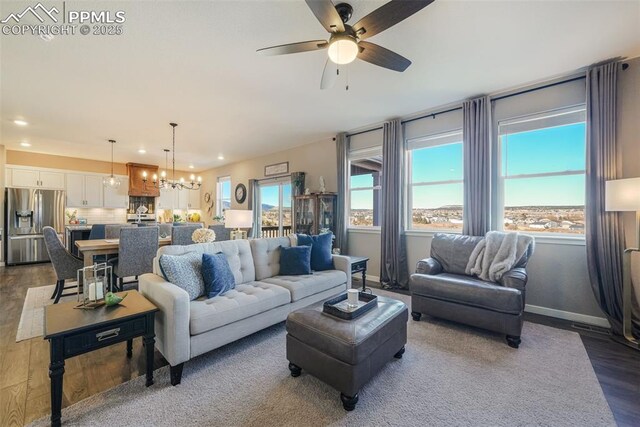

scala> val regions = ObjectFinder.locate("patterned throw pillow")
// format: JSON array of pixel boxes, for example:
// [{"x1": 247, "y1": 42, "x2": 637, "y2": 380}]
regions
[
  {"x1": 159, "y1": 252, "x2": 205, "y2": 300},
  {"x1": 201, "y1": 253, "x2": 236, "y2": 298},
  {"x1": 297, "y1": 233, "x2": 334, "y2": 271},
  {"x1": 279, "y1": 245, "x2": 312, "y2": 275}
]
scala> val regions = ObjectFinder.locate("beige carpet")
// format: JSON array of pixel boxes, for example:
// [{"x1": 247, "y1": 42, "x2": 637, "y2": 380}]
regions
[
  {"x1": 30, "y1": 291, "x2": 615, "y2": 426},
  {"x1": 16, "y1": 284, "x2": 77, "y2": 342}
]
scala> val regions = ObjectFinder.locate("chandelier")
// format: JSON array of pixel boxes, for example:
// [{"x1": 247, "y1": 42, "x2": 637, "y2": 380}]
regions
[
  {"x1": 103, "y1": 139, "x2": 121, "y2": 188},
  {"x1": 143, "y1": 122, "x2": 202, "y2": 191}
]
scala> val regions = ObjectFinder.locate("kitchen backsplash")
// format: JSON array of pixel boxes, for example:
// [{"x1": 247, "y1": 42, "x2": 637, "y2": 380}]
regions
[{"x1": 65, "y1": 208, "x2": 127, "y2": 224}]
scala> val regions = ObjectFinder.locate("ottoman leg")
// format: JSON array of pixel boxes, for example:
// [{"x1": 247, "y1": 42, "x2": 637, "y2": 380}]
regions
[
  {"x1": 394, "y1": 346, "x2": 406, "y2": 359},
  {"x1": 506, "y1": 335, "x2": 521, "y2": 349},
  {"x1": 411, "y1": 311, "x2": 422, "y2": 321},
  {"x1": 288, "y1": 362, "x2": 301, "y2": 377},
  {"x1": 340, "y1": 392, "x2": 359, "y2": 411}
]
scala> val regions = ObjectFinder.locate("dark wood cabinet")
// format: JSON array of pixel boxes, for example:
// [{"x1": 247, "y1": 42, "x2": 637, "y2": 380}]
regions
[
  {"x1": 294, "y1": 193, "x2": 337, "y2": 236},
  {"x1": 127, "y1": 163, "x2": 159, "y2": 197}
]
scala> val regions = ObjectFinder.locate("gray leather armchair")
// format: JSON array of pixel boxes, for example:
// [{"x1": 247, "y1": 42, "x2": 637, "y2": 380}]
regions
[{"x1": 409, "y1": 233, "x2": 533, "y2": 348}]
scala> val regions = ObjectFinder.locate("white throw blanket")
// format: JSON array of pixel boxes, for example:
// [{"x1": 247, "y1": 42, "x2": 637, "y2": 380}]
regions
[{"x1": 465, "y1": 231, "x2": 534, "y2": 282}]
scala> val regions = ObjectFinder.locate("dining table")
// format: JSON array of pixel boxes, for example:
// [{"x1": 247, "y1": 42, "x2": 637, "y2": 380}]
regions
[{"x1": 75, "y1": 237, "x2": 172, "y2": 267}]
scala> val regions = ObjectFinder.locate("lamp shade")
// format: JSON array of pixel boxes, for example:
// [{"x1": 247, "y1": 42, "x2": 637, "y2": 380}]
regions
[
  {"x1": 225, "y1": 210, "x2": 253, "y2": 229},
  {"x1": 605, "y1": 178, "x2": 640, "y2": 211}
]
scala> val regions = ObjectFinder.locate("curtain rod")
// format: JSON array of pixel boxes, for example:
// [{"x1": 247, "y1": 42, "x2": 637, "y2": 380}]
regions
[{"x1": 343, "y1": 62, "x2": 630, "y2": 140}]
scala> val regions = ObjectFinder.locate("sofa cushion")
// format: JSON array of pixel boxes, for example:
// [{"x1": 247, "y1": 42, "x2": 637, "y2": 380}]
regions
[
  {"x1": 262, "y1": 270, "x2": 347, "y2": 302},
  {"x1": 410, "y1": 272, "x2": 523, "y2": 315},
  {"x1": 279, "y1": 246, "x2": 312, "y2": 276},
  {"x1": 189, "y1": 281, "x2": 291, "y2": 335},
  {"x1": 297, "y1": 233, "x2": 334, "y2": 271},
  {"x1": 250, "y1": 237, "x2": 291, "y2": 280},
  {"x1": 430, "y1": 233, "x2": 484, "y2": 275},
  {"x1": 154, "y1": 240, "x2": 255, "y2": 284},
  {"x1": 202, "y1": 253, "x2": 235, "y2": 298},
  {"x1": 159, "y1": 252, "x2": 205, "y2": 301}
]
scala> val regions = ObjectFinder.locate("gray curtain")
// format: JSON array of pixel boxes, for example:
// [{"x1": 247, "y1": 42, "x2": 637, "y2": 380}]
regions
[
  {"x1": 247, "y1": 179, "x2": 262, "y2": 238},
  {"x1": 462, "y1": 96, "x2": 491, "y2": 236},
  {"x1": 335, "y1": 132, "x2": 349, "y2": 254},
  {"x1": 585, "y1": 61, "x2": 627, "y2": 336},
  {"x1": 380, "y1": 119, "x2": 409, "y2": 289}
]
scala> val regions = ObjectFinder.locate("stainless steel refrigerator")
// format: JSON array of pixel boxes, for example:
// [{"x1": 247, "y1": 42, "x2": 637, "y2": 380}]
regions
[{"x1": 4, "y1": 188, "x2": 65, "y2": 265}]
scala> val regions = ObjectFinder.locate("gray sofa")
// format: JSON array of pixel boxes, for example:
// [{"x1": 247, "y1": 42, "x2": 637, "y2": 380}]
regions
[
  {"x1": 139, "y1": 236, "x2": 351, "y2": 385},
  {"x1": 409, "y1": 233, "x2": 533, "y2": 348}
]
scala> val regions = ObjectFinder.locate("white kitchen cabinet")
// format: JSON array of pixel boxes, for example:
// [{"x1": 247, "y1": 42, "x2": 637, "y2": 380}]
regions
[
  {"x1": 66, "y1": 174, "x2": 103, "y2": 207},
  {"x1": 157, "y1": 189, "x2": 175, "y2": 209},
  {"x1": 176, "y1": 189, "x2": 189, "y2": 210},
  {"x1": 8, "y1": 168, "x2": 65, "y2": 189},
  {"x1": 103, "y1": 175, "x2": 129, "y2": 208},
  {"x1": 188, "y1": 189, "x2": 201, "y2": 210}
]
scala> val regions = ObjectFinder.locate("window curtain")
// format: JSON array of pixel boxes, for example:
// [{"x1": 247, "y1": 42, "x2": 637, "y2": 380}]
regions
[
  {"x1": 462, "y1": 96, "x2": 491, "y2": 236},
  {"x1": 335, "y1": 132, "x2": 349, "y2": 254},
  {"x1": 380, "y1": 119, "x2": 409, "y2": 289},
  {"x1": 585, "y1": 61, "x2": 629, "y2": 337},
  {"x1": 247, "y1": 179, "x2": 261, "y2": 238}
]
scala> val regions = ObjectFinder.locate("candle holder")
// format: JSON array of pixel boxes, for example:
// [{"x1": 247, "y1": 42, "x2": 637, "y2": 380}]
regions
[{"x1": 76, "y1": 263, "x2": 112, "y2": 309}]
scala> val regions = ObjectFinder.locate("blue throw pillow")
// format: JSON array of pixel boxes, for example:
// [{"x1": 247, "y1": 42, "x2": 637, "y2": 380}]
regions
[
  {"x1": 297, "y1": 233, "x2": 334, "y2": 271},
  {"x1": 279, "y1": 246, "x2": 312, "y2": 275},
  {"x1": 201, "y1": 253, "x2": 236, "y2": 298}
]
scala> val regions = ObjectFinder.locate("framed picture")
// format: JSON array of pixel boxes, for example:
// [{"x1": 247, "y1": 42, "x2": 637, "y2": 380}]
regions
[{"x1": 264, "y1": 161, "x2": 289, "y2": 177}]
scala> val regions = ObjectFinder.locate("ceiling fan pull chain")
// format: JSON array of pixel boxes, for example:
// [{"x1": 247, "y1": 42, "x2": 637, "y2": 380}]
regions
[{"x1": 346, "y1": 64, "x2": 349, "y2": 91}]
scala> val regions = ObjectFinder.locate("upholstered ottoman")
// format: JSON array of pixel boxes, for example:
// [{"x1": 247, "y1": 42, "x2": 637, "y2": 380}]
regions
[{"x1": 286, "y1": 295, "x2": 408, "y2": 411}]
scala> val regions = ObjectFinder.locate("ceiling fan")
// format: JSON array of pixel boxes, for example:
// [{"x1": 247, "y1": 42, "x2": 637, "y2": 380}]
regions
[{"x1": 257, "y1": 0, "x2": 435, "y2": 89}]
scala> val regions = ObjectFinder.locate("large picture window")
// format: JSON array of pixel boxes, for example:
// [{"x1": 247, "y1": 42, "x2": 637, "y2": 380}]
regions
[
  {"x1": 498, "y1": 106, "x2": 586, "y2": 234},
  {"x1": 349, "y1": 148, "x2": 383, "y2": 227},
  {"x1": 407, "y1": 131, "x2": 463, "y2": 230},
  {"x1": 216, "y1": 176, "x2": 231, "y2": 217}
]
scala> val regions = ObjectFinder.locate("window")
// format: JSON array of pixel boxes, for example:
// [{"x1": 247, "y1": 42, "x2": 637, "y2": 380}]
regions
[
  {"x1": 259, "y1": 180, "x2": 292, "y2": 237},
  {"x1": 349, "y1": 148, "x2": 382, "y2": 227},
  {"x1": 216, "y1": 176, "x2": 231, "y2": 217},
  {"x1": 498, "y1": 106, "x2": 586, "y2": 234},
  {"x1": 407, "y1": 131, "x2": 464, "y2": 230}
]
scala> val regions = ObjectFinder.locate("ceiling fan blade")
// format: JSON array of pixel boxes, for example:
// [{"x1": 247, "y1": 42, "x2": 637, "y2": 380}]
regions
[
  {"x1": 320, "y1": 58, "x2": 338, "y2": 90},
  {"x1": 353, "y1": 0, "x2": 434, "y2": 40},
  {"x1": 358, "y1": 41, "x2": 411, "y2": 72},
  {"x1": 257, "y1": 40, "x2": 328, "y2": 56},
  {"x1": 305, "y1": 0, "x2": 345, "y2": 33}
]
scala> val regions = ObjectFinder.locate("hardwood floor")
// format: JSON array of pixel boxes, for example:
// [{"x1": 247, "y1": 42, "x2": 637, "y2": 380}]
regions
[{"x1": 0, "y1": 267, "x2": 637, "y2": 426}]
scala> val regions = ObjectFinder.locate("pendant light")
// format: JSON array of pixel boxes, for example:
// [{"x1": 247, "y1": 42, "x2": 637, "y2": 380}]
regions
[{"x1": 103, "y1": 139, "x2": 121, "y2": 188}]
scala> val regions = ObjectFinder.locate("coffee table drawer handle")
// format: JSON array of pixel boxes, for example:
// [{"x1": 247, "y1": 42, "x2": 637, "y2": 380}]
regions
[{"x1": 96, "y1": 328, "x2": 121, "y2": 341}]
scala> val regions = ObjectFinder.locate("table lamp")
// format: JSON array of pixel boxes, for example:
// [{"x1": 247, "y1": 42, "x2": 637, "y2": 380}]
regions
[
  {"x1": 605, "y1": 177, "x2": 640, "y2": 349},
  {"x1": 225, "y1": 210, "x2": 253, "y2": 240}
]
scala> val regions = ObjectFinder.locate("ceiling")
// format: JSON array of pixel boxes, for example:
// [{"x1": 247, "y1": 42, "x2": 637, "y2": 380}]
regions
[{"x1": 1, "y1": 0, "x2": 639, "y2": 172}]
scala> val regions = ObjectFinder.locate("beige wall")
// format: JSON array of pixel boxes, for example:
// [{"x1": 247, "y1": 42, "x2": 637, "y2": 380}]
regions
[
  {"x1": 198, "y1": 138, "x2": 336, "y2": 225},
  {"x1": 618, "y1": 57, "x2": 640, "y2": 303},
  {"x1": 5, "y1": 150, "x2": 192, "y2": 178},
  {"x1": 0, "y1": 145, "x2": 5, "y2": 263}
]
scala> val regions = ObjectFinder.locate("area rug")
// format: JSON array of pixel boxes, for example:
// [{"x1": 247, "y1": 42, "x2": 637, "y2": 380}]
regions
[
  {"x1": 30, "y1": 291, "x2": 615, "y2": 426},
  {"x1": 16, "y1": 284, "x2": 77, "y2": 342}
]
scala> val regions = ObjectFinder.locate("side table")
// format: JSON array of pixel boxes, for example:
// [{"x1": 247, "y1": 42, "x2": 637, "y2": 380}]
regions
[
  {"x1": 347, "y1": 256, "x2": 370, "y2": 292},
  {"x1": 44, "y1": 290, "x2": 158, "y2": 427}
]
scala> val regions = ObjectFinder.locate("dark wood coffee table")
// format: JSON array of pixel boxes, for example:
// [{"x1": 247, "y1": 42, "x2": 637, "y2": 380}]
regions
[{"x1": 44, "y1": 290, "x2": 158, "y2": 427}]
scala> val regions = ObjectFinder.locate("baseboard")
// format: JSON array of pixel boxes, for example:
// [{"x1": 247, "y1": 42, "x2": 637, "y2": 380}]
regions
[{"x1": 525, "y1": 304, "x2": 610, "y2": 328}]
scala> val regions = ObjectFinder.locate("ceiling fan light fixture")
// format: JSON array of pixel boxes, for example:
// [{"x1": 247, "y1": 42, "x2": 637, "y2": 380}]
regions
[{"x1": 327, "y1": 35, "x2": 358, "y2": 65}]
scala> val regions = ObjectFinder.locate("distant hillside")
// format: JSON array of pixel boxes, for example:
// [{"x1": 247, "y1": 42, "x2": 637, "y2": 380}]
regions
[{"x1": 262, "y1": 203, "x2": 275, "y2": 211}]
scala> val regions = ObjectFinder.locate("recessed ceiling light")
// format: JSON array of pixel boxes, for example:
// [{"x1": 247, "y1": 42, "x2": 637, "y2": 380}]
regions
[
  {"x1": 138, "y1": 149, "x2": 146, "y2": 154},
  {"x1": 189, "y1": 165, "x2": 194, "y2": 169},
  {"x1": 20, "y1": 142, "x2": 31, "y2": 147},
  {"x1": 217, "y1": 155, "x2": 224, "y2": 160},
  {"x1": 13, "y1": 119, "x2": 28, "y2": 126}
]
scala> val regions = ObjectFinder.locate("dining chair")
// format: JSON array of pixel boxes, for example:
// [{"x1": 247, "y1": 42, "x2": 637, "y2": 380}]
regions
[
  {"x1": 88, "y1": 224, "x2": 109, "y2": 264},
  {"x1": 105, "y1": 224, "x2": 136, "y2": 239},
  {"x1": 43, "y1": 226, "x2": 84, "y2": 303},
  {"x1": 108, "y1": 226, "x2": 159, "y2": 291},
  {"x1": 208, "y1": 224, "x2": 230, "y2": 241},
  {"x1": 171, "y1": 224, "x2": 203, "y2": 245},
  {"x1": 159, "y1": 223, "x2": 173, "y2": 238}
]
